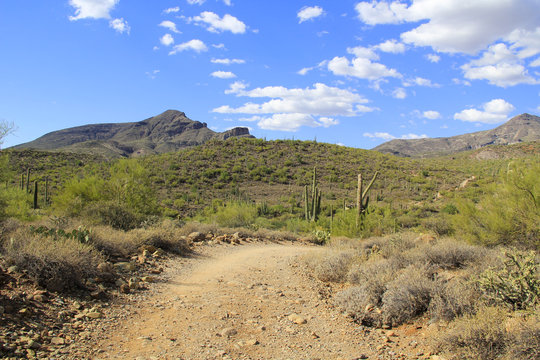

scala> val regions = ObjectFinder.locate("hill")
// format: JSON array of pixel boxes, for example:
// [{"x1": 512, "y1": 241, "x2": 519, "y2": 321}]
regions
[
  {"x1": 12, "y1": 110, "x2": 254, "y2": 158},
  {"x1": 374, "y1": 113, "x2": 540, "y2": 157}
]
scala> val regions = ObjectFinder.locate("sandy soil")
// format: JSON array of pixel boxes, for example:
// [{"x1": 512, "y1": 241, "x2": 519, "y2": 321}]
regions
[{"x1": 87, "y1": 241, "x2": 431, "y2": 360}]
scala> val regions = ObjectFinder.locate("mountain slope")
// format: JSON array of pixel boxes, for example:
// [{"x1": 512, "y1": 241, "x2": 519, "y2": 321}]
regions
[
  {"x1": 374, "y1": 113, "x2": 540, "y2": 157},
  {"x1": 13, "y1": 110, "x2": 253, "y2": 158}
]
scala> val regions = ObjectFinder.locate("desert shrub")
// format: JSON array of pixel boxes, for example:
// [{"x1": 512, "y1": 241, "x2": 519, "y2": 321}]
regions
[
  {"x1": 504, "y1": 315, "x2": 540, "y2": 360},
  {"x1": 53, "y1": 175, "x2": 106, "y2": 216},
  {"x1": 0, "y1": 187, "x2": 35, "y2": 221},
  {"x1": 477, "y1": 249, "x2": 539, "y2": 310},
  {"x1": 83, "y1": 201, "x2": 140, "y2": 231},
  {"x1": 429, "y1": 277, "x2": 479, "y2": 322},
  {"x1": 335, "y1": 285, "x2": 383, "y2": 327},
  {"x1": 313, "y1": 251, "x2": 353, "y2": 282},
  {"x1": 423, "y1": 239, "x2": 486, "y2": 270},
  {"x1": 434, "y1": 306, "x2": 508, "y2": 360},
  {"x1": 381, "y1": 265, "x2": 435, "y2": 326},
  {"x1": 312, "y1": 228, "x2": 330, "y2": 245},
  {"x1": 89, "y1": 226, "x2": 139, "y2": 257},
  {"x1": 2, "y1": 228, "x2": 104, "y2": 292},
  {"x1": 421, "y1": 215, "x2": 453, "y2": 236},
  {"x1": 132, "y1": 227, "x2": 189, "y2": 254}
]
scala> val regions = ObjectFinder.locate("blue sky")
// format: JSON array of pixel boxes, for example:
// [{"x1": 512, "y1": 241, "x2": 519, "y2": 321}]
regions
[{"x1": 1, "y1": 0, "x2": 540, "y2": 149}]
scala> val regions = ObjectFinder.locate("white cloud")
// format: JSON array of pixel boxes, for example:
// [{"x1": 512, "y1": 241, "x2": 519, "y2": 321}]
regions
[
  {"x1": 211, "y1": 71, "x2": 236, "y2": 79},
  {"x1": 214, "y1": 83, "x2": 372, "y2": 131},
  {"x1": 187, "y1": 0, "x2": 205, "y2": 4},
  {"x1": 404, "y1": 76, "x2": 438, "y2": 87},
  {"x1": 159, "y1": 20, "x2": 180, "y2": 33},
  {"x1": 530, "y1": 58, "x2": 540, "y2": 67},
  {"x1": 169, "y1": 39, "x2": 208, "y2": 54},
  {"x1": 401, "y1": 133, "x2": 428, "y2": 139},
  {"x1": 454, "y1": 99, "x2": 515, "y2": 124},
  {"x1": 392, "y1": 88, "x2": 406, "y2": 99},
  {"x1": 422, "y1": 110, "x2": 441, "y2": 120},
  {"x1": 364, "y1": 131, "x2": 428, "y2": 140},
  {"x1": 145, "y1": 70, "x2": 160, "y2": 79},
  {"x1": 347, "y1": 46, "x2": 379, "y2": 60},
  {"x1": 298, "y1": 67, "x2": 314, "y2": 76},
  {"x1": 328, "y1": 56, "x2": 401, "y2": 81},
  {"x1": 356, "y1": 0, "x2": 540, "y2": 55},
  {"x1": 376, "y1": 39, "x2": 405, "y2": 53},
  {"x1": 355, "y1": 1, "x2": 408, "y2": 25},
  {"x1": 318, "y1": 117, "x2": 339, "y2": 127},
  {"x1": 363, "y1": 132, "x2": 396, "y2": 140},
  {"x1": 297, "y1": 6, "x2": 324, "y2": 23},
  {"x1": 426, "y1": 54, "x2": 440, "y2": 63},
  {"x1": 212, "y1": 43, "x2": 226, "y2": 49},
  {"x1": 109, "y1": 18, "x2": 130, "y2": 34},
  {"x1": 160, "y1": 34, "x2": 174, "y2": 46},
  {"x1": 223, "y1": 0, "x2": 232, "y2": 5},
  {"x1": 211, "y1": 58, "x2": 245, "y2": 65},
  {"x1": 191, "y1": 11, "x2": 246, "y2": 34},
  {"x1": 163, "y1": 6, "x2": 180, "y2": 14},
  {"x1": 69, "y1": 0, "x2": 118, "y2": 20},
  {"x1": 461, "y1": 43, "x2": 538, "y2": 87},
  {"x1": 238, "y1": 116, "x2": 261, "y2": 122}
]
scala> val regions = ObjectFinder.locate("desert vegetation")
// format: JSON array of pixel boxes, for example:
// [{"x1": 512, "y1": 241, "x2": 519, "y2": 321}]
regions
[{"x1": 0, "y1": 137, "x2": 538, "y2": 358}]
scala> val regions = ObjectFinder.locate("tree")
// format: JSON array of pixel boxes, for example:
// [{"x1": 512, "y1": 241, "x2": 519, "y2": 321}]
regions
[{"x1": 0, "y1": 120, "x2": 15, "y2": 149}]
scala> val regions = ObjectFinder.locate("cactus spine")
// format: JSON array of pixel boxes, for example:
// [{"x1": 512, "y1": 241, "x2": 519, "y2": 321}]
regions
[
  {"x1": 303, "y1": 167, "x2": 321, "y2": 221},
  {"x1": 356, "y1": 171, "x2": 379, "y2": 228}
]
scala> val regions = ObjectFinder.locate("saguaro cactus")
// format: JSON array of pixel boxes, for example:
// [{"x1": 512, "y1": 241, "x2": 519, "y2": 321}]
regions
[
  {"x1": 356, "y1": 171, "x2": 379, "y2": 227},
  {"x1": 303, "y1": 167, "x2": 321, "y2": 221},
  {"x1": 33, "y1": 181, "x2": 38, "y2": 209}
]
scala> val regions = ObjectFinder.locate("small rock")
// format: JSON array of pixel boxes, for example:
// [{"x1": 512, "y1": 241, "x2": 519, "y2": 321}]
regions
[
  {"x1": 113, "y1": 262, "x2": 137, "y2": 272},
  {"x1": 50, "y1": 337, "x2": 65, "y2": 345},
  {"x1": 387, "y1": 330, "x2": 397, "y2": 337},
  {"x1": 141, "y1": 276, "x2": 155, "y2": 283},
  {"x1": 287, "y1": 314, "x2": 307, "y2": 324},
  {"x1": 220, "y1": 328, "x2": 237, "y2": 337},
  {"x1": 27, "y1": 340, "x2": 41, "y2": 350},
  {"x1": 245, "y1": 339, "x2": 259, "y2": 346},
  {"x1": 188, "y1": 232, "x2": 206, "y2": 242},
  {"x1": 128, "y1": 277, "x2": 140, "y2": 290},
  {"x1": 7, "y1": 265, "x2": 18, "y2": 273},
  {"x1": 120, "y1": 284, "x2": 131, "y2": 294},
  {"x1": 86, "y1": 311, "x2": 102, "y2": 319}
]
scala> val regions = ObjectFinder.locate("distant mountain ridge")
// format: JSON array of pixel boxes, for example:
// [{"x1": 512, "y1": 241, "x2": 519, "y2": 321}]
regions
[
  {"x1": 13, "y1": 110, "x2": 254, "y2": 158},
  {"x1": 373, "y1": 113, "x2": 540, "y2": 157}
]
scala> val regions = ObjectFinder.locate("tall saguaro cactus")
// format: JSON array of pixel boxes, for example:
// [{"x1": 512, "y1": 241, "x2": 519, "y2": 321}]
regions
[
  {"x1": 356, "y1": 171, "x2": 379, "y2": 227},
  {"x1": 303, "y1": 167, "x2": 321, "y2": 221}
]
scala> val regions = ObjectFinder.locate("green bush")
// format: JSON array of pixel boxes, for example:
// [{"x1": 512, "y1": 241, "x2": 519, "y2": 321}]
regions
[
  {"x1": 454, "y1": 160, "x2": 539, "y2": 249},
  {"x1": 212, "y1": 201, "x2": 258, "y2": 228}
]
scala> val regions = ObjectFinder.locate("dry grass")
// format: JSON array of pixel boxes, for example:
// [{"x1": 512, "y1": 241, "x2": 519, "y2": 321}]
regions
[
  {"x1": 433, "y1": 306, "x2": 508, "y2": 360},
  {"x1": 2, "y1": 227, "x2": 104, "y2": 292}
]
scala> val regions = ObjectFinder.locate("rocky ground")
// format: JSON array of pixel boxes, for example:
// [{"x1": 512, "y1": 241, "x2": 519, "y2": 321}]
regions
[{"x1": 1, "y1": 236, "x2": 438, "y2": 360}]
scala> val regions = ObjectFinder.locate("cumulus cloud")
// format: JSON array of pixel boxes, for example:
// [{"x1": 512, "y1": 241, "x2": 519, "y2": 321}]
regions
[
  {"x1": 422, "y1": 110, "x2": 441, "y2": 120},
  {"x1": 404, "y1": 76, "x2": 438, "y2": 87},
  {"x1": 211, "y1": 71, "x2": 236, "y2": 79},
  {"x1": 160, "y1": 34, "x2": 174, "y2": 46},
  {"x1": 375, "y1": 39, "x2": 405, "y2": 53},
  {"x1": 364, "y1": 132, "x2": 427, "y2": 140},
  {"x1": 211, "y1": 58, "x2": 245, "y2": 65},
  {"x1": 392, "y1": 88, "x2": 406, "y2": 99},
  {"x1": 163, "y1": 6, "x2": 180, "y2": 14},
  {"x1": 454, "y1": 99, "x2": 515, "y2": 124},
  {"x1": 328, "y1": 56, "x2": 401, "y2": 81},
  {"x1": 159, "y1": 20, "x2": 180, "y2": 33},
  {"x1": 356, "y1": 0, "x2": 540, "y2": 55},
  {"x1": 426, "y1": 54, "x2": 440, "y2": 63},
  {"x1": 69, "y1": 0, "x2": 118, "y2": 20},
  {"x1": 187, "y1": 0, "x2": 205, "y2": 4},
  {"x1": 363, "y1": 132, "x2": 396, "y2": 140},
  {"x1": 109, "y1": 18, "x2": 130, "y2": 34},
  {"x1": 169, "y1": 39, "x2": 208, "y2": 54},
  {"x1": 297, "y1": 6, "x2": 324, "y2": 23},
  {"x1": 213, "y1": 82, "x2": 373, "y2": 131},
  {"x1": 191, "y1": 11, "x2": 246, "y2": 34},
  {"x1": 461, "y1": 43, "x2": 538, "y2": 87}
]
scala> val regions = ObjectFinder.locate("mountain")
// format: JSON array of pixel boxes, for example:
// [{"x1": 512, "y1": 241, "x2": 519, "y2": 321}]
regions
[
  {"x1": 13, "y1": 110, "x2": 254, "y2": 158},
  {"x1": 373, "y1": 113, "x2": 540, "y2": 157}
]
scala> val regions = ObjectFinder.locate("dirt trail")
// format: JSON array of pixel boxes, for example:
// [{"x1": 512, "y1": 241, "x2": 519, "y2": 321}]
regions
[{"x1": 91, "y1": 242, "x2": 424, "y2": 360}]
